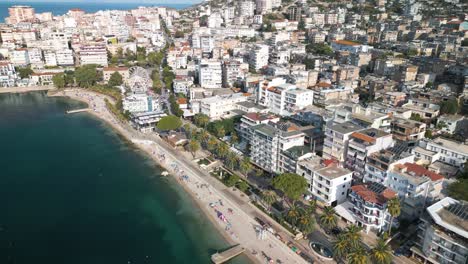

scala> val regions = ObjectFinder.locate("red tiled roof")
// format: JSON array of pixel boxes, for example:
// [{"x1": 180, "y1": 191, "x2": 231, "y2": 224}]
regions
[
  {"x1": 351, "y1": 132, "x2": 376, "y2": 144},
  {"x1": 177, "y1": 98, "x2": 187, "y2": 104},
  {"x1": 403, "y1": 163, "x2": 444, "y2": 181},
  {"x1": 351, "y1": 184, "x2": 396, "y2": 204}
]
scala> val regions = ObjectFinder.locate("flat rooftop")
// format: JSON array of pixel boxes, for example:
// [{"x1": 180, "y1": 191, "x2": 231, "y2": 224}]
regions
[
  {"x1": 328, "y1": 121, "x2": 362, "y2": 134},
  {"x1": 427, "y1": 197, "x2": 468, "y2": 239},
  {"x1": 429, "y1": 138, "x2": 468, "y2": 155},
  {"x1": 316, "y1": 165, "x2": 352, "y2": 180}
]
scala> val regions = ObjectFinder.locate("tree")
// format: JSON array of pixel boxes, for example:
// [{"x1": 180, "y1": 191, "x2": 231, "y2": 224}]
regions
[
  {"x1": 286, "y1": 203, "x2": 301, "y2": 225},
  {"x1": 306, "y1": 43, "x2": 333, "y2": 56},
  {"x1": 187, "y1": 139, "x2": 200, "y2": 158},
  {"x1": 439, "y1": 99, "x2": 459, "y2": 115},
  {"x1": 239, "y1": 157, "x2": 252, "y2": 175},
  {"x1": 17, "y1": 67, "x2": 33, "y2": 79},
  {"x1": 224, "y1": 173, "x2": 240, "y2": 187},
  {"x1": 194, "y1": 113, "x2": 209, "y2": 128},
  {"x1": 231, "y1": 131, "x2": 239, "y2": 145},
  {"x1": 333, "y1": 234, "x2": 350, "y2": 260},
  {"x1": 64, "y1": 71, "x2": 75, "y2": 86},
  {"x1": 207, "y1": 137, "x2": 218, "y2": 152},
  {"x1": 425, "y1": 129, "x2": 433, "y2": 139},
  {"x1": 297, "y1": 208, "x2": 315, "y2": 236},
  {"x1": 156, "y1": 115, "x2": 182, "y2": 131},
  {"x1": 236, "y1": 180, "x2": 249, "y2": 192},
  {"x1": 216, "y1": 143, "x2": 229, "y2": 159},
  {"x1": 226, "y1": 152, "x2": 239, "y2": 170},
  {"x1": 168, "y1": 94, "x2": 184, "y2": 117},
  {"x1": 320, "y1": 206, "x2": 338, "y2": 231},
  {"x1": 75, "y1": 65, "x2": 99, "y2": 88},
  {"x1": 183, "y1": 123, "x2": 192, "y2": 138},
  {"x1": 261, "y1": 190, "x2": 278, "y2": 210},
  {"x1": 147, "y1": 51, "x2": 164, "y2": 66},
  {"x1": 347, "y1": 246, "x2": 369, "y2": 264},
  {"x1": 52, "y1": 73, "x2": 66, "y2": 88},
  {"x1": 370, "y1": 238, "x2": 392, "y2": 264},
  {"x1": 108, "y1": 72, "x2": 123, "y2": 87},
  {"x1": 344, "y1": 225, "x2": 363, "y2": 249},
  {"x1": 387, "y1": 197, "x2": 401, "y2": 236},
  {"x1": 448, "y1": 179, "x2": 468, "y2": 200},
  {"x1": 215, "y1": 124, "x2": 226, "y2": 138},
  {"x1": 271, "y1": 173, "x2": 308, "y2": 201},
  {"x1": 410, "y1": 113, "x2": 423, "y2": 122}
]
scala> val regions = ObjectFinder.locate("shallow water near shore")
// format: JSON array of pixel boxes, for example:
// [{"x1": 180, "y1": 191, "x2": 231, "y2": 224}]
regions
[{"x1": 0, "y1": 91, "x2": 249, "y2": 264}]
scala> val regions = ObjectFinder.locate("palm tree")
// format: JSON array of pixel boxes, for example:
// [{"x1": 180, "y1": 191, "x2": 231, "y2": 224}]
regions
[
  {"x1": 286, "y1": 203, "x2": 301, "y2": 226},
  {"x1": 187, "y1": 139, "x2": 200, "y2": 159},
  {"x1": 347, "y1": 246, "x2": 369, "y2": 264},
  {"x1": 207, "y1": 137, "x2": 218, "y2": 152},
  {"x1": 333, "y1": 234, "x2": 350, "y2": 260},
  {"x1": 216, "y1": 126, "x2": 225, "y2": 138},
  {"x1": 320, "y1": 206, "x2": 337, "y2": 231},
  {"x1": 297, "y1": 211, "x2": 315, "y2": 236},
  {"x1": 182, "y1": 123, "x2": 192, "y2": 138},
  {"x1": 344, "y1": 224, "x2": 363, "y2": 249},
  {"x1": 370, "y1": 238, "x2": 392, "y2": 264},
  {"x1": 239, "y1": 157, "x2": 252, "y2": 175},
  {"x1": 194, "y1": 113, "x2": 209, "y2": 128},
  {"x1": 387, "y1": 197, "x2": 401, "y2": 236},
  {"x1": 226, "y1": 152, "x2": 239, "y2": 170},
  {"x1": 261, "y1": 190, "x2": 277, "y2": 210},
  {"x1": 231, "y1": 131, "x2": 239, "y2": 144},
  {"x1": 199, "y1": 129, "x2": 210, "y2": 147},
  {"x1": 308, "y1": 199, "x2": 317, "y2": 212},
  {"x1": 216, "y1": 143, "x2": 229, "y2": 159}
]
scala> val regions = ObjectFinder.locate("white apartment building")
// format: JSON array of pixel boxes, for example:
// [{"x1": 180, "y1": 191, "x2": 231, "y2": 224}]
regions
[
  {"x1": 237, "y1": 112, "x2": 280, "y2": 143},
  {"x1": 198, "y1": 60, "x2": 222, "y2": 89},
  {"x1": 297, "y1": 156, "x2": 353, "y2": 206},
  {"x1": 250, "y1": 122, "x2": 305, "y2": 173},
  {"x1": 388, "y1": 163, "x2": 445, "y2": 220},
  {"x1": 239, "y1": 0, "x2": 255, "y2": 17},
  {"x1": 0, "y1": 62, "x2": 17, "y2": 87},
  {"x1": 56, "y1": 49, "x2": 74, "y2": 66},
  {"x1": 122, "y1": 94, "x2": 161, "y2": 113},
  {"x1": 27, "y1": 48, "x2": 44, "y2": 67},
  {"x1": 347, "y1": 182, "x2": 398, "y2": 233},
  {"x1": 222, "y1": 60, "x2": 244, "y2": 88},
  {"x1": 10, "y1": 49, "x2": 29, "y2": 66},
  {"x1": 199, "y1": 93, "x2": 249, "y2": 119},
  {"x1": 345, "y1": 128, "x2": 394, "y2": 179},
  {"x1": 437, "y1": 115, "x2": 466, "y2": 135},
  {"x1": 364, "y1": 144, "x2": 415, "y2": 184},
  {"x1": 402, "y1": 98, "x2": 440, "y2": 120},
  {"x1": 44, "y1": 51, "x2": 57, "y2": 67},
  {"x1": 173, "y1": 76, "x2": 194, "y2": 95},
  {"x1": 249, "y1": 44, "x2": 269, "y2": 72},
  {"x1": 256, "y1": 0, "x2": 272, "y2": 14},
  {"x1": 425, "y1": 138, "x2": 468, "y2": 170},
  {"x1": 78, "y1": 45, "x2": 108, "y2": 66},
  {"x1": 257, "y1": 80, "x2": 314, "y2": 116},
  {"x1": 411, "y1": 197, "x2": 468, "y2": 264},
  {"x1": 323, "y1": 121, "x2": 362, "y2": 162}
]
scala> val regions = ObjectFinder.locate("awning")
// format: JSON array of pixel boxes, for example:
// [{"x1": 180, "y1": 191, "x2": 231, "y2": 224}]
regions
[{"x1": 334, "y1": 201, "x2": 357, "y2": 224}]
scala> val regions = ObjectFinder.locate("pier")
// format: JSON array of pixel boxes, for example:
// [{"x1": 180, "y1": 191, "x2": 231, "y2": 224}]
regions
[
  {"x1": 66, "y1": 108, "x2": 90, "y2": 114},
  {"x1": 211, "y1": 245, "x2": 245, "y2": 264}
]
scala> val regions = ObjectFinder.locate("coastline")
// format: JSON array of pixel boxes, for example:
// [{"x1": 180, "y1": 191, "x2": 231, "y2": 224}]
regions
[
  {"x1": 0, "y1": 86, "x2": 55, "y2": 94},
  {"x1": 50, "y1": 89, "x2": 264, "y2": 264}
]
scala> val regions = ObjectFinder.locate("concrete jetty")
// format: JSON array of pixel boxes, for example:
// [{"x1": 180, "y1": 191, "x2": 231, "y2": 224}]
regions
[
  {"x1": 66, "y1": 108, "x2": 90, "y2": 114},
  {"x1": 211, "y1": 245, "x2": 245, "y2": 264},
  {"x1": 0, "y1": 86, "x2": 55, "y2": 94}
]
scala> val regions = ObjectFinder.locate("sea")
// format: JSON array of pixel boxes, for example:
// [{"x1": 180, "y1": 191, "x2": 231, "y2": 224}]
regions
[
  {"x1": 0, "y1": 92, "x2": 249, "y2": 264},
  {"x1": 0, "y1": 1, "x2": 194, "y2": 22}
]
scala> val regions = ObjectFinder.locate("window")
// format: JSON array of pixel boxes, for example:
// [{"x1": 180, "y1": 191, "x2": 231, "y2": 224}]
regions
[{"x1": 342, "y1": 192, "x2": 345, "y2": 195}]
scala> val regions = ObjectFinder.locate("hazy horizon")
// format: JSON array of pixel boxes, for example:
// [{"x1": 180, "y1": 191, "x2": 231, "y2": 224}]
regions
[{"x1": 4, "y1": 0, "x2": 201, "y2": 4}]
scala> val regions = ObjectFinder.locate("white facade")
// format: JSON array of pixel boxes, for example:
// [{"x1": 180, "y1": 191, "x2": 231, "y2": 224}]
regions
[
  {"x1": 425, "y1": 138, "x2": 468, "y2": 169},
  {"x1": 256, "y1": 0, "x2": 272, "y2": 14},
  {"x1": 249, "y1": 44, "x2": 269, "y2": 71},
  {"x1": 122, "y1": 94, "x2": 161, "y2": 113},
  {"x1": 239, "y1": 1, "x2": 255, "y2": 17},
  {"x1": 251, "y1": 122, "x2": 305, "y2": 173},
  {"x1": 56, "y1": 49, "x2": 74, "y2": 66},
  {"x1": 0, "y1": 62, "x2": 17, "y2": 87},
  {"x1": 78, "y1": 45, "x2": 108, "y2": 66},
  {"x1": 323, "y1": 121, "x2": 363, "y2": 162},
  {"x1": 198, "y1": 60, "x2": 222, "y2": 89},
  {"x1": 257, "y1": 80, "x2": 314, "y2": 116},
  {"x1": 199, "y1": 93, "x2": 249, "y2": 119},
  {"x1": 10, "y1": 49, "x2": 30, "y2": 66}
]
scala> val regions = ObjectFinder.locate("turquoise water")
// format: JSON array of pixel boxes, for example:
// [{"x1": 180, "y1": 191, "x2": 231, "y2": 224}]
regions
[
  {"x1": 0, "y1": 2, "x2": 194, "y2": 22},
  {"x1": 0, "y1": 92, "x2": 249, "y2": 264}
]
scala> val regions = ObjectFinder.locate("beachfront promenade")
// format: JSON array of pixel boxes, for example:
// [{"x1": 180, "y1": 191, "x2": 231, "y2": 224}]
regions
[
  {"x1": 0, "y1": 85, "x2": 55, "y2": 94},
  {"x1": 54, "y1": 89, "x2": 313, "y2": 264}
]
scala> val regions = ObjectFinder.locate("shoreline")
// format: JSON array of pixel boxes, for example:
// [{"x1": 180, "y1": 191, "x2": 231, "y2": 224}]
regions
[
  {"x1": 0, "y1": 86, "x2": 55, "y2": 94},
  {"x1": 51, "y1": 89, "x2": 265, "y2": 264}
]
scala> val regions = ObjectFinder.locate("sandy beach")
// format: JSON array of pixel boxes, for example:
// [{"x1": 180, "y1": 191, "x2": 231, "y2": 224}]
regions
[{"x1": 51, "y1": 88, "x2": 310, "y2": 264}]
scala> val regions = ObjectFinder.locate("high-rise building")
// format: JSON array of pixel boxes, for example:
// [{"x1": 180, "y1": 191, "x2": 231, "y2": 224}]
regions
[
  {"x1": 6, "y1": 5, "x2": 35, "y2": 24},
  {"x1": 198, "y1": 60, "x2": 222, "y2": 89},
  {"x1": 256, "y1": 0, "x2": 272, "y2": 14}
]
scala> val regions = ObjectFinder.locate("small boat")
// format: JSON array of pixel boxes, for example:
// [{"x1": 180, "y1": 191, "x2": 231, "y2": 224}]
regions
[{"x1": 161, "y1": 171, "x2": 169, "y2": 176}]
